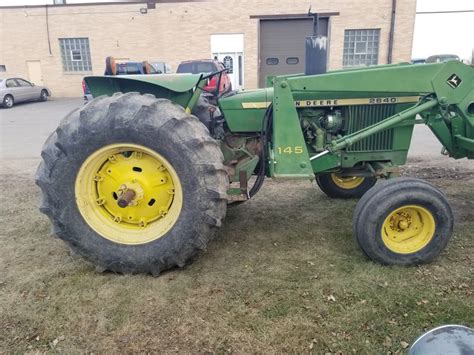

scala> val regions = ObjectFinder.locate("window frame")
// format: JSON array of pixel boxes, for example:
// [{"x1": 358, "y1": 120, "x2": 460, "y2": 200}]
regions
[
  {"x1": 70, "y1": 49, "x2": 82, "y2": 62},
  {"x1": 286, "y1": 57, "x2": 299, "y2": 65},
  {"x1": 15, "y1": 78, "x2": 34, "y2": 87},
  {"x1": 266, "y1": 58, "x2": 279, "y2": 66},
  {"x1": 59, "y1": 37, "x2": 92, "y2": 73},
  {"x1": 343, "y1": 29, "x2": 380, "y2": 68},
  {"x1": 222, "y1": 55, "x2": 234, "y2": 74},
  {"x1": 6, "y1": 79, "x2": 19, "y2": 88}
]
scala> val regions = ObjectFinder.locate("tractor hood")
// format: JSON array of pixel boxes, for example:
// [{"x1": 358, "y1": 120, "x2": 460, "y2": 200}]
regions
[
  {"x1": 218, "y1": 88, "x2": 273, "y2": 132},
  {"x1": 219, "y1": 88, "x2": 272, "y2": 110}
]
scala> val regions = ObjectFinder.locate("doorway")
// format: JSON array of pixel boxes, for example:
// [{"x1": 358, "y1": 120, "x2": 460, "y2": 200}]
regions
[
  {"x1": 259, "y1": 18, "x2": 329, "y2": 87},
  {"x1": 211, "y1": 34, "x2": 244, "y2": 90},
  {"x1": 26, "y1": 61, "x2": 43, "y2": 86}
]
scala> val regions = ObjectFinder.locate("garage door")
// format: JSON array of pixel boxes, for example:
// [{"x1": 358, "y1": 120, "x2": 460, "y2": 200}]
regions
[{"x1": 259, "y1": 18, "x2": 328, "y2": 87}]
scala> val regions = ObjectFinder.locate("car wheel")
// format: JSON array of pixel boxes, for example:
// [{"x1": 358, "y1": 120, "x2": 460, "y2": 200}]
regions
[
  {"x1": 3, "y1": 95, "x2": 14, "y2": 108},
  {"x1": 40, "y1": 90, "x2": 48, "y2": 102}
]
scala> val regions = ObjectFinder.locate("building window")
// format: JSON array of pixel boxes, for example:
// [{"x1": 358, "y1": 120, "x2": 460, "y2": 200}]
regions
[
  {"x1": 59, "y1": 38, "x2": 92, "y2": 72},
  {"x1": 71, "y1": 50, "x2": 82, "y2": 61},
  {"x1": 343, "y1": 29, "x2": 380, "y2": 67},
  {"x1": 238, "y1": 55, "x2": 243, "y2": 86},
  {"x1": 223, "y1": 55, "x2": 233, "y2": 74},
  {"x1": 0, "y1": 65, "x2": 6, "y2": 72},
  {"x1": 286, "y1": 57, "x2": 299, "y2": 65},
  {"x1": 266, "y1": 58, "x2": 279, "y2": 65}
]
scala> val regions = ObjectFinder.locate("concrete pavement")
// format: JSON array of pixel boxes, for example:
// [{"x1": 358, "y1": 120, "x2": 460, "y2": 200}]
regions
[
  {"x1": 0, "y1": 98, "x2": 83, "y2": 159},
  {"x1": 0, "y1": 97, "x2": 449, "y2": 160}
]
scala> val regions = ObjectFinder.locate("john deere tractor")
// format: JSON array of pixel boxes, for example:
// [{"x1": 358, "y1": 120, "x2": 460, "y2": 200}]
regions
[{"x1": 37, "y1": 26, "x2": 474, "y2": 274}]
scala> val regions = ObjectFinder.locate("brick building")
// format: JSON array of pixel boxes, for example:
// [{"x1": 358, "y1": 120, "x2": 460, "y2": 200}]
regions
[{"x1": 0, "y1": 0, "x2": 417, "y2": 97}]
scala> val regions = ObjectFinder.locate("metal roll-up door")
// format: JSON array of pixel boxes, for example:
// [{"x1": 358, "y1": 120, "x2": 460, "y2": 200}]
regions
[{"x1": 259, "y1": 18, "x2": 328, "y2": 87}]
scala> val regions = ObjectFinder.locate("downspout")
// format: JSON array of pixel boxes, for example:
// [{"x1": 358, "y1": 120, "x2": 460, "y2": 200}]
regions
[
  {"x1": 387, "y1": 0, "x2": 396, "y2": 64},
  {"x1": 46, "y1": 4, "x2": 52, "y2": 55}
]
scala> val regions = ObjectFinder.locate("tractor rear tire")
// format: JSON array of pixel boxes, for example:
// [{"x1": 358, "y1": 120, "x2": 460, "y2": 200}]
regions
[
  {"x1": 316, "y1": 173, "x2": 376, "y2": 199},
  {"x1": 352, "y1": 177, "x2": 453, "y2": 265},
  {"x1": 36, "y1": 93, "x2": 228, "y2": 275}
]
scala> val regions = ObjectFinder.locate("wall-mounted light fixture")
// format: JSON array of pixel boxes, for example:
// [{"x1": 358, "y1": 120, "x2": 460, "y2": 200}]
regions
[{"x1": 140, "y1": 8, "x2": 148, "y2": 14}]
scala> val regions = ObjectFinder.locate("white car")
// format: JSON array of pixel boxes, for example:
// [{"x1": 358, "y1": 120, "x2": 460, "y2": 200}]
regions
[{"x1": 0, "y1": 77, "x2": 51, "y2": 108}]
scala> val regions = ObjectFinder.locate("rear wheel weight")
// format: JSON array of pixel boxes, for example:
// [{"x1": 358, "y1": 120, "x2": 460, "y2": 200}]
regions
[
  {"x1": 353, "y1": 177, "x2": 453, "y2": 265},
  {"x1": 316, "y1": 172, "x2": 376, "y2": 199},
  {"x1": 75, "y1": 143, "x2": 183, "y2": 245},
  {"x1": 36, "y1": 93, "x2": 228, "y2": 274}
]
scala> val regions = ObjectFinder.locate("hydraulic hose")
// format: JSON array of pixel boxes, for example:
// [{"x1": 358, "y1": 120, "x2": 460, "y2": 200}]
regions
[
  {"x1": 228, "y1": 103, "x2": 273, "y2": 206},
  {"x1": 248, "y1": 103, "x2": 273, "y2": 198}
]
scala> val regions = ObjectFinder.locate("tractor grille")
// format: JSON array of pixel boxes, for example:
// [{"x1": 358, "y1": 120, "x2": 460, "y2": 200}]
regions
[{"x1": 346, "y1": 104, "x2": 395, "y2": 152}]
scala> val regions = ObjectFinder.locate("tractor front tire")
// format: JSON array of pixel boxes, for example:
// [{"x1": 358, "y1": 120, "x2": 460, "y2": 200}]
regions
[
  {"x1": 353, "y1": 177, "x2": 453, "y2": 265},
  {"x1": 36, "y1": 93, "x2": 228, "y2": 274},
  {"x1": 316, "y1": 173, "x2": 376, "y2": 199}
]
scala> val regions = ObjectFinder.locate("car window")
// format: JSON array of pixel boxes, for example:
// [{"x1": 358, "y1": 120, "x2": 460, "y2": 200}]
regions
[
  {"x1": 177, "y1": 62, "x2": 216, "y2": 74},
  {"x1": 6, "y1": 79, "x2": 19, "y2": 88},
  {"x1": 176, "y1": 63, "x2": 193, "y2": 73},
  {"x1": 116, "y1": 64, "x2": 126, "y2": 75},
  {"x1": 152, "y1": 63, "x2": 165, "y2": 73},
  {"x1": 16, "y1": 78, "x2": 33, "y2": 87},
  {"x1": 126, "y1": 63, "x2": 141, "y2": 74},
  {"x1": 195, "y1": 62, "x2": 216, "y2": 73}
]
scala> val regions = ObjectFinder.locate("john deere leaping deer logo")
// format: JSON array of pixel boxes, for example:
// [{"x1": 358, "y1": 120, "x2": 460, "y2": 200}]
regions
[{"x1": 447, "y1": 74, "x2": 462, "y2": 89}]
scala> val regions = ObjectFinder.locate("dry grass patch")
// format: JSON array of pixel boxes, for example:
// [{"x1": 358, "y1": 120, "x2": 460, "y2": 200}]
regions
[{"x1": 0, "y1": 159, "x2": 472, "y2": 353}]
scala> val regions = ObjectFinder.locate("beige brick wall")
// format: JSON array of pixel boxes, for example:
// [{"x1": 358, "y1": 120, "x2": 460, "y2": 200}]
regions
[{"x1": 0, "y1": 0, "x2": 416, "y2": 97}]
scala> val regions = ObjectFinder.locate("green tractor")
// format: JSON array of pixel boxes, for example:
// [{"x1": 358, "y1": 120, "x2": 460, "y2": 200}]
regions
[{"x1": 36, "y1": 54, "x2": 474, "y2": 274}]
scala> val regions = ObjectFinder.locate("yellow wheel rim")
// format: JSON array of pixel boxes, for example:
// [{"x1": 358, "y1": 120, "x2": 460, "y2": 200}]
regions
[
  {"x1": 381, "y1": 205, "x2": 435, "y2": 254},
  {"x1": 75, "y1": 143, "x2": 183, "y2": 245},
  {"x1": 331, "y1": 173, "x2": 365, "y2": 189}
]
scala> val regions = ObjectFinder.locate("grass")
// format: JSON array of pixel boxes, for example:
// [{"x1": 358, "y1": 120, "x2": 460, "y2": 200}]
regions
[{"x1": 0, "y1": 159, "x2": 472, "y2": 353}]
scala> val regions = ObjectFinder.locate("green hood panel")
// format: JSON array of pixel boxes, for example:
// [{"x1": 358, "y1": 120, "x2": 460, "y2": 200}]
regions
[
  {"x1": 219, "y1": 88, "x2": 272, "y2": 132},
  {"x1": 219, "y1": 89, "x2": 271, "y2": 109}
]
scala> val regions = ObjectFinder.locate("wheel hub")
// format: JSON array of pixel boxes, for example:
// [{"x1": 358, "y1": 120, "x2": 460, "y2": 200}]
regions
[
  {"x1": 75, "y1": 144, "x2": 183, "y2": 245},
  {"x1": 381, "y1": 205, "x2": 435, "y2": 254},
  {"x1": 95, "y1": 151, "x2": 174, "y2": 227},
  {"x1": 116, "y1": 181, "x2": 144, "y2": 207},
  {"x1": 389, "y1": 211, "x2": 412, "y2": 232}
]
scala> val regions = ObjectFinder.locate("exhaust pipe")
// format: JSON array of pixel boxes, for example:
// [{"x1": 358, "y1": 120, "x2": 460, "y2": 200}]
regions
[{"x1": 305, "y1": 8, "x2": 328, "y2": 75}]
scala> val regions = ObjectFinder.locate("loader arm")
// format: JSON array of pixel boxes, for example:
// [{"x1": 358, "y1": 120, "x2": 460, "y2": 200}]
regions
[{"x1": 269, "y1": 61, "x2": 474, "y2": 178}]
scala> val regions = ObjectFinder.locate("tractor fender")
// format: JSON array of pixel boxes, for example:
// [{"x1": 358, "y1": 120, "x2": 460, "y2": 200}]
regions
[{"x1": 83, "y1": 74, "x2": 202, "y2": 107}]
